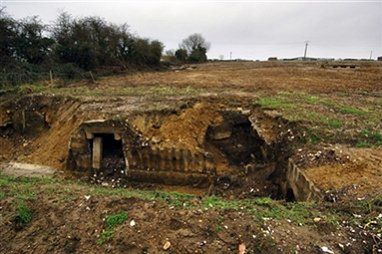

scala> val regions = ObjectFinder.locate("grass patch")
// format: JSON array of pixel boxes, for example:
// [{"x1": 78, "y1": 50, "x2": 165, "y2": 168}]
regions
[
  {"x1": 18, "y1": 83, "x2": 46, "y2": 94},
  {"x1": 46, "y1": 84, "x2": 203, "y2": 98},
  {"x1": 0, "y1": 191, "x2": 5, "y2": 200},
  {"x1": 361, "y1": 130, "x2": 382, "y2": 143},
  {"x1": 356, "y1": 130, "x2": 382, "y2": 147},
  {"x1": 356, "y1": 141, "x2": 372, "y2": 148},
  {"x1": 202, "y1": 196, "x2": 316, "y2": 225},
  {"x1": 327, "y1": 118, "x2": 342, "y2": 128},
  {"x1": 203, "y1": 195, "x2": 242, "y2": 210},
  {"x1": 91, "y1": 187, "x2": 194, "y2": 207},
  {"x1": 303, "y1": 128, "x2": 323, "y2": 144},
  {"x1": 105, "y1": 211, "x2": 128, "y2": 228},
  {"x1": 98, "y1": 211, "x2": 128, "y2": 245},
  {"x1": 10, "y1": 185, "x2": 36, "y2": 200},
  {"x1": 14, "y1": 202, "x2": 33, "y2": 226},
  {"x1": 257, "y1": 97, "x2": 295, "y2": 109},
  {"x1": 338, "y1": 106, "x2": 367, "y2": 116}
]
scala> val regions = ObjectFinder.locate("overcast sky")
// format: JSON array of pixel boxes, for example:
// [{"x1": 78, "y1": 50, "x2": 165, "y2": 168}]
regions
[{"x1": 2, "y1": 0, "x2": 381, "y2": 60}]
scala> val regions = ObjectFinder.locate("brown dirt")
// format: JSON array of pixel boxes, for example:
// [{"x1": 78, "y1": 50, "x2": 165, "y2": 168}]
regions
[
  {"x1": 0, "y1": 137, "x2": 15, "y2": 160},
  {"x1": 24, "y1": 101, "x2": 82, "y2": 169},
  {"x1": 305, "y1": 147, "x2": 382, "y2": 199},
  {"x1": 99, "y1": 61, "x2": 382, "y2": 93},
  {"x1": 133, "y1": 102, "x2": 223, "y2": 153},
  {"x1": 0, "y1": 183, "x2": 372, "y2": 254}
]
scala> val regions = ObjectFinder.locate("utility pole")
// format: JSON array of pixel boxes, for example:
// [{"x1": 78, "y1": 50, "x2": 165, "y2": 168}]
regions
[
  {"x1": 369, "y1": 50, "x2": 373, "y2": 60},
  {"x1": 230, "y1": 52, "x2": 232, "y2": 60},
  {"x1": 303, "y1": 41, "x2": 309, "y2": 60}
]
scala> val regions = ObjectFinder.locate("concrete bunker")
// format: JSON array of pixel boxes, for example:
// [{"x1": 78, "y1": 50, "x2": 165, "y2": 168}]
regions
[
  {"x1": 67, "y1": 119, "x2": 132, "y2": 174},
  {"x1": 66, "y1": 104, "x2": 323, "y2": 201}
]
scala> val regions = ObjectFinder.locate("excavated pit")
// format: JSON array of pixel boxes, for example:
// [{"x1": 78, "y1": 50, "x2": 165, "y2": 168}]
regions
[
  {"x1": 1, "y1": 96, "x2": 323, "y2": 201},
  {"x1": 64, "y1": 102, "x2": 322, "y2": 201}
]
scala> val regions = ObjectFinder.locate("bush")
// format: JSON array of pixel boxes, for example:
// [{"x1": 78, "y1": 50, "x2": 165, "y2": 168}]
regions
[
  {"x1": 1, "y1": 10, "x2": 164, "y2": 86},
  {"x1": 175, "y1": 49, "x2": 188, "y2": 62}
]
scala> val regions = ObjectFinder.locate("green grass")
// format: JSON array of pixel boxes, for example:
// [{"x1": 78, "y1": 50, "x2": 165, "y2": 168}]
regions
[
  {"x1": 98, "y1": 211, "x2": 128, "y2": 245},
  {"x1": 356, "y1": 141, "x2": 372, "y2": 148},
  {"x1": 257, "y1": 97, "x2": 295, "y2": 109},
  {"x1": 18, "y1": 83, "x2": 46, "y2": 94},
  {"x1": 338, "y1": 106, "x2": 367, "y2": 116},
  {"x1": 202, "y1": 196, "x2": 319, "y2": 225},
  {"x1": 91, "y1": 187, "x2": 194, "y2": 207},
  {"x1": 327, "y1": 118, "x2": 342, "y2": 128},
  {"x1": 105, "y1": 211, "x2": 128, "y2": 228},
  {"x1": 255, "y1": 91, "x2": 382, "y2": 147},
  {"x1": 356, "y1": 130, "x2": 382, "y2": 147},
  {"x1": 361, "y1": 130, "x2": 382, "y2": 142},
  {"x1": 0, "y1": 191, "x2": 5, "y2": 200},
  {"x1": 15, "y1": 202, "x2": 33, "y2": 225}
]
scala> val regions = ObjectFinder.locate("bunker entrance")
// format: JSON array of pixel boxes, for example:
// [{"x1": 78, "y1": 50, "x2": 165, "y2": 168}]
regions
[
  {"x1": 206, "y1": 111, "x2": 266, "y2": 166},
  {"x1": 92, "y1": 133, "x2": 125, "y2": 175}
]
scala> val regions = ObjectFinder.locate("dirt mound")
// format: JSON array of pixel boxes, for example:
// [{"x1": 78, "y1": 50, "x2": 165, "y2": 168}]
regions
[
  {"x1": 133, "y1": 102, "x2": 223, "y2": 153},
  {"x1": 25, "y1": 101, "x2": 82, "y2": 169}
]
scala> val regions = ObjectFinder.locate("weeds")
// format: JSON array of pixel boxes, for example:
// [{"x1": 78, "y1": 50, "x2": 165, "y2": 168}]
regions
[
  {"x1": 98, "y1": 211, "x2": 128, "y2": 245},
  {"x1": 214, "y1": 216, "x2": 224, "y2": 233},
  {"x1": 14, "y1": 202, "x2": 33, "y2": 227},
  {"x1": 0, "y1": 191, "x2": 5, "y2": 200}
]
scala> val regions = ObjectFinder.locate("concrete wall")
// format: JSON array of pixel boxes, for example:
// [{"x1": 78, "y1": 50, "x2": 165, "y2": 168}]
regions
[
  {"x1": 67, "y1": 120, "x2": 216, "y2": 185},
  {"x1": 286, "y1": 159, "x2": 323, "y2": 201}
]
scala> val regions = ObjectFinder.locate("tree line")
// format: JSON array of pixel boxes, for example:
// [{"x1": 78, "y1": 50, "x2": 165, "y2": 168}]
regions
[{"x1": 0, "y1": 9, "x2": 211, "y2": 85}]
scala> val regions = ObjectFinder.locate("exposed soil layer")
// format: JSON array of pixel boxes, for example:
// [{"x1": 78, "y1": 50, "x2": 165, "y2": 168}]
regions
[{"x1": 133, "y1": 102, "x2": 224, "y2": 153}]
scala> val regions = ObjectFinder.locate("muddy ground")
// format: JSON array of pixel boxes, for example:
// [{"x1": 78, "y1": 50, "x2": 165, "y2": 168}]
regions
[{"x1": 1, "y1": 61, "x2": 382, "y2": 253}]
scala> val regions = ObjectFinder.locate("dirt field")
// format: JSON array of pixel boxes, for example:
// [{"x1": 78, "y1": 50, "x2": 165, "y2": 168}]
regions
[{"x1": 1, "y1": 61, "x2": 381, "y2": 253}]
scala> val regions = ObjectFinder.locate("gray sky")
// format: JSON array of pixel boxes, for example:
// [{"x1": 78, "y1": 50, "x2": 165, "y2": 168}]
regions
[{"x1": 2, "y1": 0, "x2": 381, "y2": 60}]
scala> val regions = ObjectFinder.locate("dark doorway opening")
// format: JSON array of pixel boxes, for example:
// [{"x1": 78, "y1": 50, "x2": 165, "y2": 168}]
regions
[
  {"x1": 206, "y1": 111, "x2": 266, "y2": 166},
  {"x1": 95, "y1": 133, "x2": 125, "y2": 175},
  {"x1": 285, "y1": 188, "x2": 296, "y2": 202}
]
